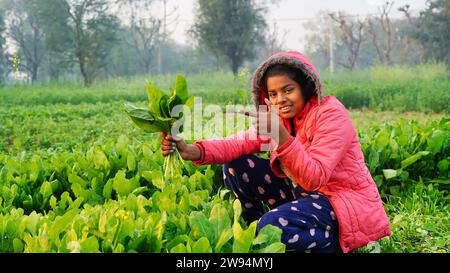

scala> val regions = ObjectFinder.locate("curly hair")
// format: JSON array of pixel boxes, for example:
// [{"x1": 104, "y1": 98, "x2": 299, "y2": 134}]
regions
[{"x1": 261, "y1": 64, "x2": 316, "y2": 103}]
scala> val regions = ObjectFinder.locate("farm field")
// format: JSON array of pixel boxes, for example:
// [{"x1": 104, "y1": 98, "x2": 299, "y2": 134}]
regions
[{"x1": 0, "y1": 70, "x2": 449, "y2": 253}]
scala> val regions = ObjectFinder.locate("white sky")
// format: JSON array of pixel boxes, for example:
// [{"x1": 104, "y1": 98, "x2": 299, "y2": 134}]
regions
[{"x1": 160, "y1": 0, "x2": 428, "y2": 51}]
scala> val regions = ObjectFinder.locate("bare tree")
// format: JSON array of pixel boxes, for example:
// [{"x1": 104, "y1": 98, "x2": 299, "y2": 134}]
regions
[
  {"x1": 0, "y1": 11, "x2": 9, "y2": 81},
  {"x1": 303, "y1": 18, "x2": 329, "y2": 59},
  {"x1": 398, "y1": 4, "x2": 413, "y2": 24},
  {"x1": 114, "y1": 0, "x2": 162, "y2": 74},
  {"x1": 397, "y1": 4, "x2": 426, "y2": 64},
  {"x1": 131, "y1": 17, "x2": 161, "y2": 74},
  {"x1": 367, "y1": 1, "x2": 395, "y2": 65},
  {"x1": 6, "y1": 0, "x2": 45, "y2": 83},
  {"x1": 157, "y1": 0, "x2": 179, "y2": 74},
  {"x1": 329, "y1": 12, "x2": 365, "y2": 70},
  {"x1": 262, "y1": 22, "x2": 287, "y2": 58}
]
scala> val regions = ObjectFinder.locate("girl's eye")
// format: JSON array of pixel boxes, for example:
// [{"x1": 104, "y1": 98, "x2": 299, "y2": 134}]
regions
[
  {"x1": 269, "y1": 93, "x2": 276, "y2": 97},
  {"x1": 285, "y1": 89, "x2": 293, "y2": 93}
]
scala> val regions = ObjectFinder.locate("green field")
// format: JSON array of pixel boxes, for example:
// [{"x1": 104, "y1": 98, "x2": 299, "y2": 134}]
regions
[{"x1": 0, "y1": 68, "x2": 449, "y2": 253}]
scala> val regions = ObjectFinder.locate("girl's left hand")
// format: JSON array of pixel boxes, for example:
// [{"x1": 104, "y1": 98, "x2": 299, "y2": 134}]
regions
[{"x1": 237, "y1": 98, "x2": 289, "y2": 144}]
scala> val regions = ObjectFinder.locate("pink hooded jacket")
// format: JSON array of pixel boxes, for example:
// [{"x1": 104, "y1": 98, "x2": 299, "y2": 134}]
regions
[{"x1": 192, "y1": 51, "x2": 391, "y2": 253}]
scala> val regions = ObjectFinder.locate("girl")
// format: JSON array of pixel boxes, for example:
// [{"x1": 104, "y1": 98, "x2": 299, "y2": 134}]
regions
[{"x1": 160, "y1": 51, "x2": 391, "y2": 253}]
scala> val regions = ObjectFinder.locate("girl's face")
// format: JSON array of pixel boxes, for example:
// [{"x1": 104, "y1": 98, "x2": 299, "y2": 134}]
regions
[{"x1": 266, "y1": 75, "x2": 305, "y2": 119}]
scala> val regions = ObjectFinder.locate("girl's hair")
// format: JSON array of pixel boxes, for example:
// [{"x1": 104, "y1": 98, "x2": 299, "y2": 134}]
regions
[{"x1": 262, "y1": 64, "x2": 315, "y2": 103}]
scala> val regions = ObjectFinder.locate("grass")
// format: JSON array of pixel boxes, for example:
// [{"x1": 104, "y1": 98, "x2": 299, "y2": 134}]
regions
[
  {"x1": 357, "y1": 182, "x2": 449, "y2": 253},
  {"x1": 319, "y1": 62, "x2": 449, "y2": 83},
  {"x1": 0, "y1": 72, "x2": 241, "y2": 106},
  {"x1": 349, "y1": 109, "x2": 445, "y2": 131},
  {"x1": 2, "y1": 64, "x2": 449, "y2": 113}
]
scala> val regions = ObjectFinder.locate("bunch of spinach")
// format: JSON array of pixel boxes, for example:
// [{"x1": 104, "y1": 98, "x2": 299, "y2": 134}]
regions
[{"x1": 125, "y1": 75, "x2": 194, "y2": 179}]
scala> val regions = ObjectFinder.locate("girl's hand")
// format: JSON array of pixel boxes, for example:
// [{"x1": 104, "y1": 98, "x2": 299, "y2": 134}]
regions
[
  {"x1": 237, "y1": 98, "x2": 290, "y2": 145},
  {"x1": 160, "y1": 133, "x2": 201, "y2": 161}
]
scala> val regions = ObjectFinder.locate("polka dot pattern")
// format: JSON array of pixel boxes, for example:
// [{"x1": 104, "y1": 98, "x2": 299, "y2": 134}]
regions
[
  {"x1": 258, "y1": 186, "x2": 265, "y2": 195},
  {"x1": 223, "y1": 155, "x2": 338, "y2": 253},
  {"x1": 307, "y1": 242, "x2": 317, "y2": 249},
  {"x1": 278, "y1": 217, "x2": 289, "y2": 227},
  {"x1": 330, "y1": 211, "x2": 336, "y2": 221},
  {"x1": 288, "y1": 234, "x2": 299, "y2": 244},
  {"x1": 247, "y1": 158, "x2": 255, "y2": 168},
  {"x1": 312, "y1": 203, "x2": 322, "y2": 210},
  {"x1": 242, "y1": 172, "x2": 249, "y2": 183}
]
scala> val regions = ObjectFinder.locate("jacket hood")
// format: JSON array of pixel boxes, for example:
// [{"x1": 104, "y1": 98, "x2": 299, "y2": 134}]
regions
[{"x1": 251, "y1": 51, "x2": 323, "y2": 107}]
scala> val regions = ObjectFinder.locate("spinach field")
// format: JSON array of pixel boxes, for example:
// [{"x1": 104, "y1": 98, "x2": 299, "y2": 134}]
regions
[{"x1": 0, "y1": 69, "x2": 448, "y2": 253}]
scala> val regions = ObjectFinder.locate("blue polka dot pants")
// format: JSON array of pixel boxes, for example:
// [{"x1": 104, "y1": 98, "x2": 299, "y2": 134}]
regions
[{"x1": 223, "y1": 154, "x2": 340, "y2": 253}]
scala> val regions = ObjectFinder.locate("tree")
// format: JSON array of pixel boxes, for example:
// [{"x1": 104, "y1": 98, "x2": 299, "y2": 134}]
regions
[
  {"x1": 394, "y1": 5, "x2": 426, "y2": 65},
  {"x1": 329, "y1": 12, "x2": 365, "y2": 70},
  {"x1": 39, "y1": 0, "x2": 119, "y2": 87},
  {"x1": 156, "y1": 0, "x2": 179, "y2": 74},
  {"x1": 0, "y1": 8, "x2": 8, "y2": 83},
  {"x1": 367, "y1": 1, "x2": 395, "y2": 65},
  {"x1": 190, "y1": 0, "x2": 267, "y2": 75},
  {"x1": 6, "y1": 0, "x2": 45, "y2": 82},
  {"x1": 261, "y1": 22, "x2": 287, "y2": 59},
  {"x1": 33, "y1": 0, "x2": 73, "y2": 81},
  {"x1": 303, "y1": 12, "x2": 336, "y2": 71},
  {"x1": 414, "y1": 0, "x2": 450, "y2": 67},
  {"x1": 114, "y1": 0, "x2": 162, "y2": 74},
  {"x1": 0, "y1": 11, "x2": 4, "y2": 50},
  {"x1": 130, "y1": 16, "x2": 161, "y2": 74}
]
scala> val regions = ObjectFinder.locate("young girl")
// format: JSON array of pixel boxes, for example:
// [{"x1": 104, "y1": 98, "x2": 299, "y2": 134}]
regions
[{"x1": 160, "y1": 51, "x2": 391, "y2": 253}]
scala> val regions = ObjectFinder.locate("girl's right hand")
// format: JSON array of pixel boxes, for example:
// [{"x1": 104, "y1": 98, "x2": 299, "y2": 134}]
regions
[
  {"x1": 159, "y1": 132, "x2": 201, "y2": 161},
  {"x1": 160, "y1": 132, "x2": 179, "y2": 157}
]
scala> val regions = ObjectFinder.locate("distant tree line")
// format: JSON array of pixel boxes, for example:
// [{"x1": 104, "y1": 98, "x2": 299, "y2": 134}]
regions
[
  {"x1": 304, "y1": 0, "x2": 450, "y2": 71},
  {"x1": 0, "y1": 0, "x2": 448, "y2": 86},
  {"x1": 0, "y1": 0, "x2": 281, "y2": 86}
]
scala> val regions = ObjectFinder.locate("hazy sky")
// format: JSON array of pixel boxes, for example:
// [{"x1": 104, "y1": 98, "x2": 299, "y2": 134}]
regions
[{"x1": 161, "y1": 0, "x2": 428, "y2": 51}]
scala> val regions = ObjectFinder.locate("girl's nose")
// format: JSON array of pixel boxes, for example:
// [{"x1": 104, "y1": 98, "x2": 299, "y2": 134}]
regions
[{"x1": 277, "y1": 93, "x2": 287, "y2": 104}]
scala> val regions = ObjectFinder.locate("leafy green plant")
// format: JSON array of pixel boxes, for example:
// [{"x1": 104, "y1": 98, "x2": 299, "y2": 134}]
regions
[
  {"x1": 1, "y1": 70, "x2": 449, "y2": 253},
  {"x1": 359, "y1": 117, "x2": 450, "y2": 195},
  {"x1": 125, "y1": 75, "x2": 194, "y2": 179}
]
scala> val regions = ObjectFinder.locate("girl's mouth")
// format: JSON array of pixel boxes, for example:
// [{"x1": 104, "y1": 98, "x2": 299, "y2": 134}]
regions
[{"x1": 280, "y1": 106, "x2": 292, "y2": 113}]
